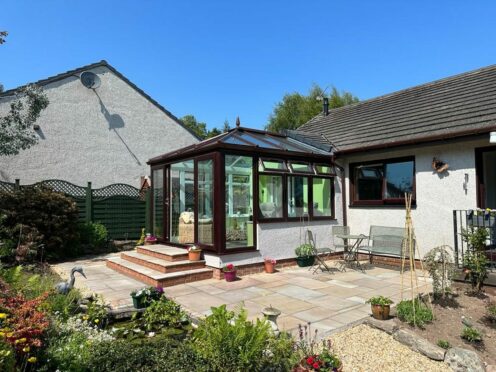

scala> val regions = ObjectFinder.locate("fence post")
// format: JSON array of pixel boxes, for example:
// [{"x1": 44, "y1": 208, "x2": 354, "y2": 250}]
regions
[
  {"x1": 145, "y1": 188, "x2": 151, "y2": 233},
  {"x1": 14, "y1": 179, "x2": 20, "y2": 191},
  {"x1": 85, "y1": 182, "x2": 93, "y2": 223}
]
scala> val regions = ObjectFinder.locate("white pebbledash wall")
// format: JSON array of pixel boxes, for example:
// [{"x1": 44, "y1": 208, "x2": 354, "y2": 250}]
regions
[
  {"x1": 0, "y1": 66, "x2": 198, "y2": 188},
  {"x1": 204, "y1": 177, "x2": 343, "y2": 268},
  {"x1": 339, "y1": 137, "x2": 489, "y2": 257}
]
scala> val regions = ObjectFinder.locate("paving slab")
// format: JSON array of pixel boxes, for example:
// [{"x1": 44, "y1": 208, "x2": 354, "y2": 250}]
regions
[{"x1": 53, "y1": 255, "x2": 431, "y2": 335}]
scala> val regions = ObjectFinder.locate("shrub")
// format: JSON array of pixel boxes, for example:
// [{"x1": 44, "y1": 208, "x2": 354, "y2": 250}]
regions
[
  {"x1": 437, "y1": 339, "x2": 451, "y2": 349},
  {"x1": 423, "y1": 245, "x2": 455, "y2": 299},
  {"x1": 461, "y1": 326, "x2": 483, "y2": 343},
  {"x1": 396, "y1": 299, "x2": 434, "y2": 328},
  {"x1": 486, "y1": 302, "x2": 496, "y2": 323},
  {"x1": 0, "y1": 187, "x2": 79, "y2": 260},
  {"x1": 366, "y1": 296, "x2": 393, "y2": 306},
  {"x1": 192, "y1": 304, "x2": 290, "y2": 372},
  {"x1": 295, "y1": 244, "x2": 313, "y2": 257},
  {"x1": 85, "y1": 337, "x2": 212, "y2": 372},
  {"x1": 0, "y1": 339, "x2": 15, "y2": 372},
  {"x1": 461, "y1": 227, "x2": 489, "y2": 293},
  {"x1": 78, "y1": 222, "x2": 108, "y2": 251},
  {"x1": 41, "y1": 316, "x2": 115, "y2": 371},
  {"x1": 142, "y1": 297, "x2": 188, "y2": 331}
]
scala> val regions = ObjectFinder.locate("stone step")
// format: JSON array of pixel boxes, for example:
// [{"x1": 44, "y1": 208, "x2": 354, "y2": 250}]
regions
[
  {"x1": 136, "y1": 244, "x2": 189, "y2": 262},
  {"x1": 106, "y1": 258, "x2": 213, "y2": 287},
  {"x1": 121, "y1": 251, "x2": 205, "y2": 273}
]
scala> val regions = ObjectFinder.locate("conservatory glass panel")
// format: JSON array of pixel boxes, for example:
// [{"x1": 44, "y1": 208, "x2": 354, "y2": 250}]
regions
[
  {"x1": 312, "y1": 177, "x2": 333, "y2": 217},
  {"x1": 197, "y1": 159, "x2": 214, "y2": 245},
  {"x1": 225, "y1": 155, "x2": 253, "y2": 249},
  {"x1": 152, "y1": 168, "x2": 164, "y2": 238},
  {"x1": 258, "y1": 175, "x2": 283, "y2": 218},
  {"x1": 287, "y1": 176, "x2": 309, "y2": 217},
  {"x1": 169, "y1": 160, "x2": 195, "y2": 244}
]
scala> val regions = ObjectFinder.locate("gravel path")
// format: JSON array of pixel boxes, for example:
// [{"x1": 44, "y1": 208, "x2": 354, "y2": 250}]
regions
[{"x1": 329, "y1": 324, "x2": 451, "y2": 372}]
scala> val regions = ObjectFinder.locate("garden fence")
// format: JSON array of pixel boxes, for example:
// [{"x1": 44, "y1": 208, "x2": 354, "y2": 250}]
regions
[
  {"x1": 453, "y1": 209, "x2": 496, "y2": 270},
  {"x1": 0, "y1": 179, "x2": 150, "y2": 240}
]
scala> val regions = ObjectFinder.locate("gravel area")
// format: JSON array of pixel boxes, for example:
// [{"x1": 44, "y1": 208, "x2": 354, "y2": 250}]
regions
[{"x1": 329, "y1": 324, "x2": 451, "y2": 372}]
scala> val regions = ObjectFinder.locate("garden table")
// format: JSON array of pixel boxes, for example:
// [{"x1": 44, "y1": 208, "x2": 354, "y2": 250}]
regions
[{"x1": 335, "y1": 234, "x2": 368, "y2": 272}]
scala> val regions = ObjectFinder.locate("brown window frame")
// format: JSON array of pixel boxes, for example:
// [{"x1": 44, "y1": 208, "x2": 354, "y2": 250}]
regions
[{"x1": 349, "y1": 156, "x2": 416, "y2": 207}]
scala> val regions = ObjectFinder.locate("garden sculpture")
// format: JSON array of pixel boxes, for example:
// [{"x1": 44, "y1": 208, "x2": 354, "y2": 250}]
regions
[{"x1": 55, "y1": 266, "x2": 86, "y2": 294}]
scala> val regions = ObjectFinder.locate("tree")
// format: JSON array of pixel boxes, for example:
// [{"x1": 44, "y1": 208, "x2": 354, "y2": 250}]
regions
[
  {"x1": 180, "y1": 115, "x2": 229, "y2": 140},
  {"x1": 0, "y1": 31, "x2": 50, "y2": 156},
  {"x1": 266, "y1": 84, "x2": 359, "y2": 133}
]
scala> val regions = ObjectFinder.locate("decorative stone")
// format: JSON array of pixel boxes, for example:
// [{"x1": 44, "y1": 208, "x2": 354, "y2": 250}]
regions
[
  {"x1": 262, "y1": 306, "x2": 281, "y2": 336},
  {"x1": 365, "y1": 318, "x2": 399, "y2": 334},
  {"x1": 444, "y1": 347, "x2": 485, "y2": 372},
  {"x1": 393, "y1": 329, "x2": 446, "y2": 361}
]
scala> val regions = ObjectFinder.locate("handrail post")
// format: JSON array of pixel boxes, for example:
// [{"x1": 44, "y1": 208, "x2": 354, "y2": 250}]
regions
[
  {"x1": 145, "y1": 188, "x2": 151, "y2": 234},
  {"x1": 85, "y1": 182, "x2": 93, "y2": 223},
  {"x1": 14, "y1": 179, "x2": 20, "y2": 191}
]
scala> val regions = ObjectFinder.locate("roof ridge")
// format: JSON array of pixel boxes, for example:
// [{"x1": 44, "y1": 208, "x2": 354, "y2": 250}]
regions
[
  {"x1": 0, "y1": 60, "x2": 202, "y2": 140},
  {"x1": 300, "y1": 64, "x2": 496, "y2": 128}
]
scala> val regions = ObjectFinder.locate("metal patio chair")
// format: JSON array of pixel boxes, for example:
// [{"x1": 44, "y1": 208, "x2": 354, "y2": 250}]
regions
[{"x1": 306, "y1": 230, "x2": 334, "y2": 274}]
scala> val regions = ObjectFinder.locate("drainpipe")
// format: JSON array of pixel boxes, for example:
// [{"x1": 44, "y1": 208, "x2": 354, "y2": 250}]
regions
[{"x1": 332, "y1": 156, "x2": 347, "y2": 227}]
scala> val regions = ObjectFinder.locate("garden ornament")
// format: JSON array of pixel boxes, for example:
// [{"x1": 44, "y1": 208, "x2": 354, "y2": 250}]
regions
[{"x1": 55, "y1": 266, "x2": 87, "y2": 294}]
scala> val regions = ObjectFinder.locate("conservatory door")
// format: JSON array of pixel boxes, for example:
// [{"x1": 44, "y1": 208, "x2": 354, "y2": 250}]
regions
[{"x1": 168, "y1": 160, "x2": 195, "y2": 244}]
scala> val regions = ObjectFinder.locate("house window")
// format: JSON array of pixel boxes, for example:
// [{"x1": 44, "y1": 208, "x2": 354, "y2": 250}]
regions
[
  {"x1": 351, "y1": 157, "x2": 415, "y2": 205},
  {"x1": 258, "y1": 158, "x2": 335, "y2": 220}
]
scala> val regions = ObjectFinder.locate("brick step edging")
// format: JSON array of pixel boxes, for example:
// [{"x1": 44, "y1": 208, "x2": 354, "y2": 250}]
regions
[{"x1": 121, "y1": 253, "x2": 205, "y2": 273}]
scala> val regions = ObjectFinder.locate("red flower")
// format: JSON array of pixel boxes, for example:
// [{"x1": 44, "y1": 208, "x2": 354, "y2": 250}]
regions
[
  {"x1": 227, "y1": 264, "x2": 234, "y2": 270},
  {"x1": 313, "y1": 362, "x2": 320, "y2": 370},
  {"x1": 306, "y1": 356, "x2": 314, "y2": 365}
]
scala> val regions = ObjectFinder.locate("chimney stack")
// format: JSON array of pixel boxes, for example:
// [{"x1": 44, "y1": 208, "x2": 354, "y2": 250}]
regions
[{"x1": 323, "y1": 97, "x2": 329, "y2": 116}]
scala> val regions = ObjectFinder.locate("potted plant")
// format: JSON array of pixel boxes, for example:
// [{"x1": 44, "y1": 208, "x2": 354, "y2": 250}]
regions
[
  {"x1": 366, "y1": 295, "x2": 393, "y2": 320},
  {"x1": 295, "y1": 244, "x2": 314, "y2": 267},
  {"x1": 223, "y1": 263, "x2": 237, "y2": 282},
  {"x1": 144, "y1": 233, "x2": 157, "y2": 245},
  {"x1": 264, "y1": 257, "x2": 277, "y2": 273},
  {"x1": 188, "y1": 245, "x2": 202, "y2": 261},
  {"x1": 130, "y1": 286, "x2": 164, "y2": 309}
]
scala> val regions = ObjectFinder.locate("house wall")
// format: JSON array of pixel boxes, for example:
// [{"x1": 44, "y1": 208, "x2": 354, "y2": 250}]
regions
[
  {"x1": 0, "y1": 66, "x2": 198, "y2": 188},
  {"x1": 338, "y1": 137, "x2": 490, "y2": 257},
  {"x1": 204, "y1": 177, "x2": 343, "y2": 268}
]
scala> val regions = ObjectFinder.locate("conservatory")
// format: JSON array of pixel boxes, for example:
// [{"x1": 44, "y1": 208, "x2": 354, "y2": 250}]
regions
[{"x1": 148, "y1": 125, "x2": 340, "y2": 258}]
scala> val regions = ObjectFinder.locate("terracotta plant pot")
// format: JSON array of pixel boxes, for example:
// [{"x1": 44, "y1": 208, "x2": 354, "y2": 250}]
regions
[
  {"x1": 188, "y1": 250, "x2": 201, "y2": 261},
  {"x1": 264, "y1": 261, "x2": 275, "y2": 273},
  {"x1": 224, "y1": 270, "x2": 237, "y2": 282},
  {"x1": 371, "y1": 304, "x2": 390, "y2": 320},
  {"x1": 144, "y1": 240, "x2": 156, "y2": 246}
]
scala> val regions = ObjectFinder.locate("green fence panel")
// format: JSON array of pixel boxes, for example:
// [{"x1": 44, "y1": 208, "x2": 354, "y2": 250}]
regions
[{"x1": 0, "y1": 179, "x2": 146, "y2": 241}]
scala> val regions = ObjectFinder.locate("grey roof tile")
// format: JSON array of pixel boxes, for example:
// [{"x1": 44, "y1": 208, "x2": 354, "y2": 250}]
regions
[{"x1": 298, "y1": 65, "x2": 496, "y2": 152}]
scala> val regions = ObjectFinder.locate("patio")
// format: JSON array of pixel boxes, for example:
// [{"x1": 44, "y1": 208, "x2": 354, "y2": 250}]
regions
[{"x1": 53, "y1": 255, "x2": 431, "y2": 336}]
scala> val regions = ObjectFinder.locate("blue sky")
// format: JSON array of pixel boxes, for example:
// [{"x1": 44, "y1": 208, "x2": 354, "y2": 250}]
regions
[{"x1": 2, "y1": 1, "x2": 496, "y2": 130}]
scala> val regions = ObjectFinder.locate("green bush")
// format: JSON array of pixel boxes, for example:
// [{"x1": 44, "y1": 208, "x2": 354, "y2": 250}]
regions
[
  {"x1": 78, "y1": 222, "x2": 108, "y2": 251},
  {"x1": 487, "y1": 302, "x2": 496, "y2": 322},
  {"x1": 0, "y1": 339, "x2": 15, "y2": 372},
  {"x1": 437, "y1": 339, "x2": 451, "y2": 349},
  {"x1": 366, "y1": 295, "x2": 393, "y2": 306},
  {"x1": 86, "y1": 337, "x2": 212, "y2": 372},
  {"x1": 192, "y1": 305, "x2": 293, "y2": 372},
  {"x1": 0, "y1": 187, "x2": 79, "y2": 260},
  {"x1": 396, "y1": 299, "x2": 434, "y2": 328},
  {"x1": 142, "y1": 297, "x2": 188, "y2": 331},
  {"x1": 295, "y1": 244, "x2": 313, "y2": 257},
  {"x1": 461, "y1": 326, "x2": 483, "y2": 343}
]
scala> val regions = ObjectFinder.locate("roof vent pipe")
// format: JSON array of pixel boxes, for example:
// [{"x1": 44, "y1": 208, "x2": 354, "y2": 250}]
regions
[{"x1": 323, "y1": 97, "x2": 329, "y2": 116}]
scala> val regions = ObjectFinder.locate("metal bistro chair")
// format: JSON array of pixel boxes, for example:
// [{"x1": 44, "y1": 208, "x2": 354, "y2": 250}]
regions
[
  {"x1": 332, "y1": 225, "x2": 350, "y2": 252},
  {"x1": 307, "y1": 230, "x2": 334, "y2": 274}
]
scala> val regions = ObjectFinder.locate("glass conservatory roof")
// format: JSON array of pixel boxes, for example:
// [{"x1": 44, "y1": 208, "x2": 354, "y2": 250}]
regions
[{"x1": 148, "y1": 126, "x2": 332, "y2": 165}]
